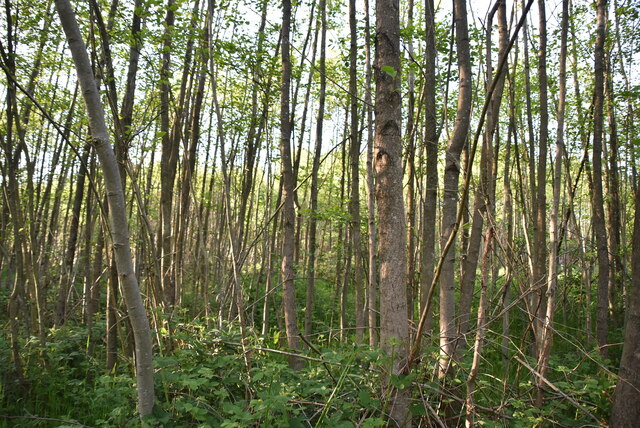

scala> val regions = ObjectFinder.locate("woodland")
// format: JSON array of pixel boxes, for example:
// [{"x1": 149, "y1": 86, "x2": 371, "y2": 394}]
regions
[{"x1": 1, "y1": 0, "x2": 640, "y2": 426}]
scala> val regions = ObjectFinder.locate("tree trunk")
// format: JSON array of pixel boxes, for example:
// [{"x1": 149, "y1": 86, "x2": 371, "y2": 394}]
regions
[
  {"x1": 536, "y1": 0, "x2": 568, "y2": 407},
  {"x1": 305, "y1": 0, "x2": 326, "y2": 339},
  {"x1": 349, "y1": 0, "x2": 364, "y2": 343},
  {"x1": 55, "y1": 144, "x2": 90, "y2": 326},
  {"x1": 610, "y1": 180, "x2": 640, "y2": 427},
  {"x1": 159, "y1": 0, "x2": 178, "y2": 308},
  {"x1": 457, "y1": 0, "x2": 507, "y2": 344},
  {"x1": 533, "y1": 0, "x2": 549, "y2": 354},
  {"x1": 592, "y1": 0, "x2": 610, "y2": 358},
  {"x1": 55, "y1": 0, "x2": 155, "y2": 416},
  {"x1": 439, "y1": 0, "x2": 472, "y2": 379},
  {"x1": 419, "y1": 0, "x2": 437, "y2": 332},
  {"x1": 375, "y1": 0, "x2": 410, "y2": 424},
  {"x1": 404, "y1": 0, "x2": 417, "y2": 327},
  {"x1": 280, "y1": 0, "x2": 302, "y2": 369},
  {"x1": 364, "y1": 0, "x2": 378, "y2": 347}
]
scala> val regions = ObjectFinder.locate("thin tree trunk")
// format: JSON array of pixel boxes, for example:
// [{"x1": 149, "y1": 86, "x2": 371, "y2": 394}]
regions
[
  {"x1": 536, "y1": 0, "x2": 568, "y2": 407},
  {"x1": 364, "y1": 0, "x2": 377, "y2": 347},
  {"x1": 592, "y1": 0, "x2": 610, "y2": 359},
  {"x1": 305, "y1": 0, "x2": 326, "y2": 339},
  {"x1": 349, "y1": 0, "x2": 364, "y2": 343},
  {"x1": 419, "y1": 0, "x2": 437, "y2": 333},
  {"x1": 159, "y1": 0, "x2": 178, "y2": 308},
  {"x1": 533, "y1": 0, "x2": 549, "y2": 355},
  {"x1": 55, "y1": 144, "x2": 90, "y2": 326},
  {"x1": 457, "y1": 0, "x2": 507, "y2": 344},
  {"x1": 465, "y1": 227, "x2": 493, "y2": 426},
  {"x1": 404, "y1": 0, "x2": 417, "y2": 327},
  {"x1": 439, "y1": 0, "x2": 472, "y2": 380},
  {"x1": 280, "y1": 0, "x2": 302, "y2": 369},
  {"x1": 605, "y1": 50, "x2": 622, "y2": 321}
]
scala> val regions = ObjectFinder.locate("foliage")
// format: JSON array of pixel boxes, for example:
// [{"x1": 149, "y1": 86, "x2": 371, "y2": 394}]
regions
[{"x1": 0, "y1": 316, "x2": 616, "y2": 427}]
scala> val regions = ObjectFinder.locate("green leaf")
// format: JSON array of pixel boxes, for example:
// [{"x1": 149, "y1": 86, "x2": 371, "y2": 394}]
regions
[
  {"x1": 381, "y1": 65, "x2": 397, "y2": 78},
  {"x1": 358, "y1": 389, "x2": 371, "y2": 407}
]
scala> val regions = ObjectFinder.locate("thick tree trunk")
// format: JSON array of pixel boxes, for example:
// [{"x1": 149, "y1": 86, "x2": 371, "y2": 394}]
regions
[
  {"x1": 375, "y1": 0, "x2": 410, "y2": 424},
  {"x1": 55, "y1": 0, "x2": 155, "y2": 416},
  {"x1": 610, "y1": 181, "x2": 640, "y2": 427}
]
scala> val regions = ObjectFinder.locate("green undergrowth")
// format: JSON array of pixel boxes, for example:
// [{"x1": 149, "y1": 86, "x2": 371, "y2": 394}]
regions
[{"x1": 1, "y1": 317, "x2": 617, "y2": 427}]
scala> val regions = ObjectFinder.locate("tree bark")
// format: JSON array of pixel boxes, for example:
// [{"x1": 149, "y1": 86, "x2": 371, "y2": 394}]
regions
[
  {"x1": 419, "y1": 0, "x2": 437, "y2": 331},
  {"x1": 349, "y1": 0, "x2": 364, "y2": 343},
  {"x1": 533, "y1": 0, "x2": 549, "y2": 354},
  {"x1": 159, "y1": 0, "x2": 178, "y2": 308},
  {"x1": 592, "y1": 0, "x2": 610, "y2": 358},
  {"x1": 536, "y1": 0, "x2": 568, "y2": 407},
  {"x1": 375, "y1": 0, "x2": 410, "y2": 424},
  {"x1": 280, "y1": 0, "x2": 302, "y2": 369},
  {"x1": 457, "y1": 0, "x2": 507, "y2": 344},
  {"x1": 55, "y1": 0, "x2": 155, "y2": 416},
  {"x1": 305, "y1": 0, "x2": 325, "y2": 339},
  {"x1": 364, "y1": 0, "x2": 378, "y2": 347},
  {"x1": 439, "y1": 0, "x2": 472, "y2": 379},
  {"x1": 610, "y1": 180, "x2": 640, "y2": 427}
]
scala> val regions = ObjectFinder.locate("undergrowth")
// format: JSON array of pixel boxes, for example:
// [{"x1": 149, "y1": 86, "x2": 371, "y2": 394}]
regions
[{"x1": 0, "y1": 316, "x2": 617, "y2": 427}]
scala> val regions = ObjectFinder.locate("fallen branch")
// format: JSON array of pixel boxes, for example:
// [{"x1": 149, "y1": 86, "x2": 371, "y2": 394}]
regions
[{"x1": 219, "y1": 340, "x2": 342, "y2": 365}]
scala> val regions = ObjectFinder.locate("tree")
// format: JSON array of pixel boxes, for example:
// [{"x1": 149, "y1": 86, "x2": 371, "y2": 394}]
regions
[
  {"x1": 592, "y1": 0, "x2": 610, "y2": 358},
  {"x1": 349, "y1": 0, "x2": 364, "y2": 344},
  {"x1": 54, "y1": 0, "x2": 155, "y2": 416},
  {"x1": 439, "y1": 0, "x2": 472, "y2": 379},
  {"x1": 419, "y1": 0, "x2": 437, "y2": 331},
  {"x1": 279, "y1": 0, "x2": 302, "y2": 369},
  {"x1": 610, "y1": 179, "x2": 640, "y2": 427},
  {"x1": 375, "y1": 0, "x2": 409, "y2": 424},
  {"x1": 537, "y1": 0, "x2": 568, "y2": 407},
  {"x1": 305, "y1": 0, "x2": 325, "y2": 339}
]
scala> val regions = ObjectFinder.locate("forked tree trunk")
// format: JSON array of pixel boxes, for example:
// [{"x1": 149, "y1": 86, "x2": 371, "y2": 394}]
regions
[
  {"x1": 457, "y1": 0, "x2": 507, "y2": 344},
  {"x1": 55, "y1": 0, "x2": 155, "y2": 416}
]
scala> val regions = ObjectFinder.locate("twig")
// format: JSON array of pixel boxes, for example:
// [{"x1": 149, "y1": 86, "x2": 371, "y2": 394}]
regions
[
  {"x1": 2, "y1": 413, "x2": 94, "y2": 427},
  {"x1": 219, "y1": 340, "x2": 342, "y2": 365},
  {"x1": 299, "y1": 334, "x2": 338, "y2": 384},
  {"x1": 513, "y1": 356, "x2": 605, "y2": 427}
]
